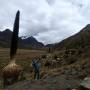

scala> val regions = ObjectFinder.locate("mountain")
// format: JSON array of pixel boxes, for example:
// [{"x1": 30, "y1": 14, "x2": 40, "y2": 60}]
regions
[
  {"x1": 45, "y1": 44, "x2": 55, "y2": 48},
  {"x1": 0, "y1": 29, "x2": 44, "y2": 49},
  {"x1": 20, "y1": 36, "x2": 44, "y2": 49},
  {"x1": 1, "y1": 24, "x2": 90, "y2": 50},
  {"x1": 0, "y1": 29, "x2": 12, "y2": 47},
  {"x1": 54, "y1": 24, "x2": 90, "y2": 51}
]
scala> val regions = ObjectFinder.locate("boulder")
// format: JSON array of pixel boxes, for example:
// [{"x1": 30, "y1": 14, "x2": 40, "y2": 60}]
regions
[{"x1": 80, "y1": 77, "x2": 90, "y2": 90}]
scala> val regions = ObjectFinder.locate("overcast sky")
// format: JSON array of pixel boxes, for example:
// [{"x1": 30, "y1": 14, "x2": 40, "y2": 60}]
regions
[{"x1": 0, "y1": 0, "x2": 90, "y2": 44}]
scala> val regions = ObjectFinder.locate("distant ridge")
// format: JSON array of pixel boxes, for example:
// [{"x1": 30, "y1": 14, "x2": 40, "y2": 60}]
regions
[
  {"x1": 0, "y1": 24, "x2": 90, "y2": 50},
  {"x1": 0, "y1": 29, "x2": 44, "y2": 49},
  {"x1": 0, "y1": 29, "x2": 12, "y2": 47}
]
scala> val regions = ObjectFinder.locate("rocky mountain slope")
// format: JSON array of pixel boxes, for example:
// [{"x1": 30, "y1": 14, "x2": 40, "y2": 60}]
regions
[
  {"x1": 0, "y1": 29, "x2": 44, "y2": 49},
  {"x1": 54, "y1": 24, "x2": 90, "y2": 51}
]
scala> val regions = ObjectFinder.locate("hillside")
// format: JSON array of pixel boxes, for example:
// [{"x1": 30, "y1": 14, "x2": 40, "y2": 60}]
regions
[
  {"x1": 21, "y1": 36, "x2": 44, "y2": 49},
  {"x1": 0, "y1": 29, "x2": 12, "y2": 47},
  {"x1": 0, "y1": 29, "x2": 44, "y2": 49},
  {"x1": 54, "y1": 24, "x2": 90, "y2": 51}
]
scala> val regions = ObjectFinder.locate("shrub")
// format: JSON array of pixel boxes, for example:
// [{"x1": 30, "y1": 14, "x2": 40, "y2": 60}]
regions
[
  {"x1": 53, "y1": 55, "x2": 58, "y2": 60},
  {"x1": 41, "y1": 54, "x2": 47, "y2": 59},
  {"x1": 65, "y1": 56, "x2": 77, "y2": 65}
]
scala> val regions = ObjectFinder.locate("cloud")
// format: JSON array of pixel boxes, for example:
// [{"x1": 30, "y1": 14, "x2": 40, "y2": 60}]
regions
[{"x1": 0, "y1": 0, "x2": 90, "y2": 44}]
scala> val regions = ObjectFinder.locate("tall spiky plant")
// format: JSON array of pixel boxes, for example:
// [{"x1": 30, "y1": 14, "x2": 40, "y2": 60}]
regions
[{"x1": 10, "y1": 10, "x2": 20, "y2": 60}]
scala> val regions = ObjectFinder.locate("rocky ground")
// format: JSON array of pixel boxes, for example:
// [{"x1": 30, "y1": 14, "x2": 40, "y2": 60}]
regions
[
  {"x1": 5, "y1": 64, "x2": 90, "y2": 90},
  {"x1": 6, "y1": 75, "x2": 80, "y2": 90}
]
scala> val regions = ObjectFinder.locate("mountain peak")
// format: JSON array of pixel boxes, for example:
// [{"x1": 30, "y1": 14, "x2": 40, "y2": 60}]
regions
[
  {"x1": 3, "y1": 29, "x2": 12, "y2": 33},
  {"x1": 21, "y1": 36, "x2": 35, "y2": 40},
  {"x1": 82, "y1": 24, "x2": 90, "y2": 32},
  {"x1": 85, "y1": 24, "x2": 90, "y2": 27}
]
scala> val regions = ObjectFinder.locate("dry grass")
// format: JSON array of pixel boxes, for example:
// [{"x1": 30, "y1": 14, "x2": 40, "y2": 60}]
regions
[{"x1": 0, "y1": 48, "x2": 46, "y2": 77}]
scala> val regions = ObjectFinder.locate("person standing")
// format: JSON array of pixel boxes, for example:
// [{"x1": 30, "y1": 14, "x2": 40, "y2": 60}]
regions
[{"x1": 32, "y1": 58, "x2": 41, "y2": 80}]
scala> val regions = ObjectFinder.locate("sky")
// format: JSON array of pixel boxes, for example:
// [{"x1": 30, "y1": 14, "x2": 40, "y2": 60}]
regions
[{"x1": 0, "y1": 0, "x2": 90, "y2": 44}]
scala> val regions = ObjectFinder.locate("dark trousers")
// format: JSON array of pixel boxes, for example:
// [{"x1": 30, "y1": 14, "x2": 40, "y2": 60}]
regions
[{"x1": 34, "y1": 71, "x2": 40, "y2": 80}]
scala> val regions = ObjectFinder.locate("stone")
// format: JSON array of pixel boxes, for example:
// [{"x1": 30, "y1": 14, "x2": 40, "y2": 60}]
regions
[{"x1": 80, "y1": 77, "x2": 90, "y2": 90}]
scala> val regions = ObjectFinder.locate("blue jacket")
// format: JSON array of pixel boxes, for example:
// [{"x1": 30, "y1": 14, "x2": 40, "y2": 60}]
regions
[{"x1": 32, "y1": 60, "x2": 40, "y2": 72}]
